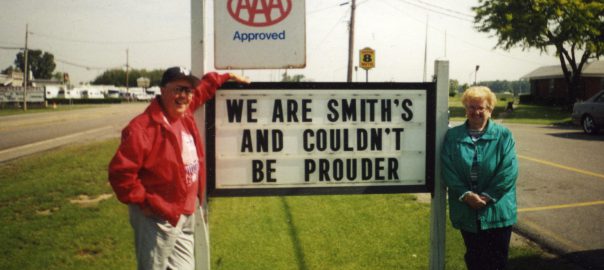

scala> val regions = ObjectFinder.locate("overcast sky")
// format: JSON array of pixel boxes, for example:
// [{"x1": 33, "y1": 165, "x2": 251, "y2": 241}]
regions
[{"x1": 0, "y1": 0, "x2": 561, "y2": 85}]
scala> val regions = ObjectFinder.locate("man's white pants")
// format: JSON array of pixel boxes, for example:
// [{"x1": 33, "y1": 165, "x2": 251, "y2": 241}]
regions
[{"x1": 129, "y1": 204, "x2": 210, "y2": 270}]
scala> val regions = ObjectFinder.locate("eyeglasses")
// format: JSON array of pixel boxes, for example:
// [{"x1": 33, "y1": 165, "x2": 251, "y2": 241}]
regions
[
  {"x1": 466, "y1": 105, "x2": 490, "y2": 113},
  {"x1": 170, "y1": 86, "x2": 194, "y2": 95}
]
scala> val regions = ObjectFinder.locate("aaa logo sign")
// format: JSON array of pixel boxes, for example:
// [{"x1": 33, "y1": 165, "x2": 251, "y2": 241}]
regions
[{"x1": 227, "y1": 0, "x2": 292, "y2": 27}]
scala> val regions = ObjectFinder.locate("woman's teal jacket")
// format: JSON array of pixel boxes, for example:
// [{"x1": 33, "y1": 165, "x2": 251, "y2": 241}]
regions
[{"x1": 441, "y1": 120, "x2": 518, "y2": 233}]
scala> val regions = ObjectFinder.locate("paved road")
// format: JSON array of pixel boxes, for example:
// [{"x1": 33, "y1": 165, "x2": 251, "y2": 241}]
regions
[
  {"x1": 505, "y1": 123, "x2": 604, "y2": 270},
  {"x1": 0, "y1": 103, "x2": 147, "y2": 162}
]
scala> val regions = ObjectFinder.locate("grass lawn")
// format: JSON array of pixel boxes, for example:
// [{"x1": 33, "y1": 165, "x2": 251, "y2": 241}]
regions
[
  {"x1": 448, "y1": 96, "x2": 572, "y2": 125},
  {"x1": 0, "y1": 140, "x2": 579, "y2": 270}
]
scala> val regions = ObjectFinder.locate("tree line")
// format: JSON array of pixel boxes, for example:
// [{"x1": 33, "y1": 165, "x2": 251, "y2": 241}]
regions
[
  {"x1": 448, "y1": 79, "x2": 529, "y2": 97},
  {"x1": 1, "y1": 49, "x2": 164, "y2": 87},
  {"x1": 92, "y1": 69, "x2": 164, "y2": 87}
]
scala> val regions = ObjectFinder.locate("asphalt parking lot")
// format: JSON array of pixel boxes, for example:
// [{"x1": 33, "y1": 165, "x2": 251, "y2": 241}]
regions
[{"x1": 497, "y1": 122, "x2": 604, "y2": 270}]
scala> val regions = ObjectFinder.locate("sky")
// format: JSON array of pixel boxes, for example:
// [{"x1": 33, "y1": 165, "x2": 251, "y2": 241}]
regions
[{"x1": 0, "y1": 0, "x2": 562, "y2": 85}]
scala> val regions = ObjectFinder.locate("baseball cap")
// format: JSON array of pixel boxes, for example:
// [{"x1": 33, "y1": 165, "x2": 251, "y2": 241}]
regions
[{"x1": 160, "y1": 66, "x2": 200, "y2": 87}]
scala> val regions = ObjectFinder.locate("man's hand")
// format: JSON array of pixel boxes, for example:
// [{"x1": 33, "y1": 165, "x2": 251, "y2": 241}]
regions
[
  {"x1": 463, "y1": 192, "x2": 487, "y2": 210},
  {"x1": 228, "y1": 73, "x2": 251, "y2": 84}
]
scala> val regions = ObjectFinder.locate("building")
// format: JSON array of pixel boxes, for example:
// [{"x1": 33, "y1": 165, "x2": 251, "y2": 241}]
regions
[
  {"x1": 0, "y1": 70, "x2": 24, "y2": 87},
  {"x1": 522, "y1": 61, "x2": 604, "y2": 104}
]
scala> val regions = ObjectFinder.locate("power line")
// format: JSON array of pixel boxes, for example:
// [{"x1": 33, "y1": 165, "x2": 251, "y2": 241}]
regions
[
  {"x1": 54, "y1": 58, "x2": 122, "y2": 71},
  {"x1": 311, "y1": 7, "x2": 351, "y2": 51},
  {"x1": 308, "y1": 3, "x2": 341, "y2": 15},
  {"x1": 2, "y1": 44, "x2": 123, "y2": 71},
  {"x1": 381, "y1": 0, "x2": 548, "y2": 66},
  {"x1": 0, "y1": 46, "x2": 23, "y2": 50},
  {"x1": 394, "y1": 0, "x2": 474, "y2": 22},
  {"x1": 29, "y1": 32, "x2": 190, "y2": 45},
  {"x1": 413, "y1": 0, "x2": 474, "y2": 19}
]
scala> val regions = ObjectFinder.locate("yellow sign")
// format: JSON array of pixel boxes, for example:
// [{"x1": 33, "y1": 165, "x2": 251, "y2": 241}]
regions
[{"x1": 359, "y1": 47, "x2": 375, "y2": 70}]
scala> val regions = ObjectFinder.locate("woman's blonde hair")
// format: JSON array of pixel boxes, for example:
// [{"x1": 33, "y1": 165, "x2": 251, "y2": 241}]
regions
[{"x1": 461, "y1": 86, "x2": 497, "y2": 110}]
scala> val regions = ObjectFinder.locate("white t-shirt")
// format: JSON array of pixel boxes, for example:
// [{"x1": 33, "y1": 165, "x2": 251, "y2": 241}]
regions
[{"x1": 166, "y1": 116, "x2": 199, "y2": 214}]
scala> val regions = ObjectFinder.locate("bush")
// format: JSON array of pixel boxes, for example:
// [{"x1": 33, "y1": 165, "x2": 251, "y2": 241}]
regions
[{"x1": 519, "y1": 94, "x2": 533, "y2": 104}]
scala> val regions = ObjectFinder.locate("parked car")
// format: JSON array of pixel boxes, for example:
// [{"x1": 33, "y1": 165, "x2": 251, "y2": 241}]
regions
[
  {"x1": 572, "y1": 90, "x2": 604, "y2": 134},
  {"x1": 105, "y1": 89, "x2": 120, "y2": 98}
]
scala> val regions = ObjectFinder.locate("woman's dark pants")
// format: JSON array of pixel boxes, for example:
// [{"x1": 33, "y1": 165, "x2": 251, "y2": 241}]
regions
[{"x1": 461, "y1": 225, "x2": 512, "y2": 270}]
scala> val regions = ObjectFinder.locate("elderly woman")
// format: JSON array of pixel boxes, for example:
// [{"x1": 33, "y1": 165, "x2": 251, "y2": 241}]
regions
[{"x1": 441, "y1": 86, "x2": 518, "y2": 270}]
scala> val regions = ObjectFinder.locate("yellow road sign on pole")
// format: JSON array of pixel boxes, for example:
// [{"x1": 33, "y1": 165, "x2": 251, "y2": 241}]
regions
[{"x1": 359, "y1": 47, "x2": 375, "y2": 70}]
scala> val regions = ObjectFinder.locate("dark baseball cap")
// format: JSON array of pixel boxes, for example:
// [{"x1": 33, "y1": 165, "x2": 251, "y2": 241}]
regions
[{"x1": 160, "y1": 66, "x2": 200, "y2": 87}]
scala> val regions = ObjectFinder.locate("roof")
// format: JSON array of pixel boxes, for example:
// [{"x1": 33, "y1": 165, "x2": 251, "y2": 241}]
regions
[
  {"x1": 0, "y1": 74, "x2": 14, "y2": 86},
  {"x1": 522, "y1": 60, "x2": 604, "y2": 80},
  {"x1": 31, "y1": 79, "x2": 63, "y2": 87}
]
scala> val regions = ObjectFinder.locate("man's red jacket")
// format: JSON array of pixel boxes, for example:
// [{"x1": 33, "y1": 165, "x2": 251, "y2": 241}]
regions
[{"x1": 108, "y1": 72, "x2": 230, "y2": 226}]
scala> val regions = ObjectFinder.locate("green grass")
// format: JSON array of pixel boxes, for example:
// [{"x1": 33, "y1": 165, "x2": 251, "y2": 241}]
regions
[
  {"x1": 0, "y1": 140, "x2": 134, "y2": 270},
  {"x1": 448, "y1": 96, "x2": 572, "y2": 125},
  {"x1": 0, "y1": 140, "x2": 578, "y2": 270}
]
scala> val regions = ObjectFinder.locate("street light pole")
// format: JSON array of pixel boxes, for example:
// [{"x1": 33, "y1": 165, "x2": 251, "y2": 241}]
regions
[{"x1": 474, "y1": 65, "x2": 479, "y2": 85}]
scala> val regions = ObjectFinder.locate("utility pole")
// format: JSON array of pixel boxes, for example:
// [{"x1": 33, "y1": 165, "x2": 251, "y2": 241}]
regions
[
  {"x1": 23, "y1": 24, "x2": 29, "y2": 111},
  {"x1": 126, "y1": 49, "x2": 130, "y2": 100},
  {"x1": 346, "y1": 0, "x2": 356, "y2": 83}
]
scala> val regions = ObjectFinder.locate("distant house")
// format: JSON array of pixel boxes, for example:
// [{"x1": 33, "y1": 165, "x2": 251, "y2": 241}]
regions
[
  {"x1": 522, "y1": 61, "x2": 604, "y2": 103},
  {"x1": 0, "y1": 70, "x2": 24, "y2": 87},
  {"x1": 31, "y1": 78, "x2": 64, "y2": 88}
]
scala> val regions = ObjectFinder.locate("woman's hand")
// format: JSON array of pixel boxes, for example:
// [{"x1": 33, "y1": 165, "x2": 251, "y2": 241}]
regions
[{"x1": 463, "y1": 192, "x2": 487, "y2": 210}]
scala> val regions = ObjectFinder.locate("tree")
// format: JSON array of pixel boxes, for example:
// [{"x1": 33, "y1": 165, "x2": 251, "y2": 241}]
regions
[
  {"x1": 93, "y1": 68, "x2": 164, "y2": 87},
  {"x1": 15, "y1": 50, "x2": 56, "y2": 79},
  {"x1": 479, "y1": 80, "x2": 529, "y2": 95},
  {"x1": 281, "y1": 72, "x2": 306, "y2": 82},
  {"x1": 460, "y1": 83, "x2": 470, "y2": 93},
  {"x1": 474, "y1": 0, "x2": 604, "y2": 104},
  {"x1": 52, "y1": 72, "x2": 68, "y2": 83},
  {"x1": 1, "y1": 66, "x2": 15, "y2": 75},
  {"x1": 449, "y1": 79, "x2": 459, "y2": 97}
]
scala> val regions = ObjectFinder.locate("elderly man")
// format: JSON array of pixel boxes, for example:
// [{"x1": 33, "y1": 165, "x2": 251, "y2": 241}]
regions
[{"x1": 109, "y1": 67, "x2": 249, "y2": 270}]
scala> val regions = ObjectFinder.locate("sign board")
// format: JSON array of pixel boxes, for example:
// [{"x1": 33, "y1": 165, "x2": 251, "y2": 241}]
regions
[
  {"x1": 206, "y1": 82, "x2": 435, "y2": 196},
  {"x1": 214, "y1": 0, "x2": 306, "y2": 69},
  {"x1": 0, "y1": 87, "x2": 45, "y2": 103},
  {"x1": 359, "y1": 47, "x2": 375, "y2": 70}
]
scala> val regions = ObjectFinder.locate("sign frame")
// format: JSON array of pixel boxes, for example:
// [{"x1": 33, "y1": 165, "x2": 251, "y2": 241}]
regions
[{"x1": 205, "y1": 82, "x2": 436, "y2": 197}]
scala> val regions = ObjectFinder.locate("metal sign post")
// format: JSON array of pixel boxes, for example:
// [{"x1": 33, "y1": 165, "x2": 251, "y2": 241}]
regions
[
  {"x1": 429, "y1": 59, "x2": 449, "y2": 270},
  {"x1": 191, "y1": 0, "x2": 210, "y2": 269}
]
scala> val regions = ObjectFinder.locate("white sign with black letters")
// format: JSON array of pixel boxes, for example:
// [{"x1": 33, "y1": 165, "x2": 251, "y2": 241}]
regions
[{"x1": 207, "y1": 83, "x2": 436, "y2": 196}]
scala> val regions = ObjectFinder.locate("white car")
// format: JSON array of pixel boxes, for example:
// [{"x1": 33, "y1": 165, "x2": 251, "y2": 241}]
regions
[{"x1": 572, "y1": 90, "x2": 604, "y2": 134}]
